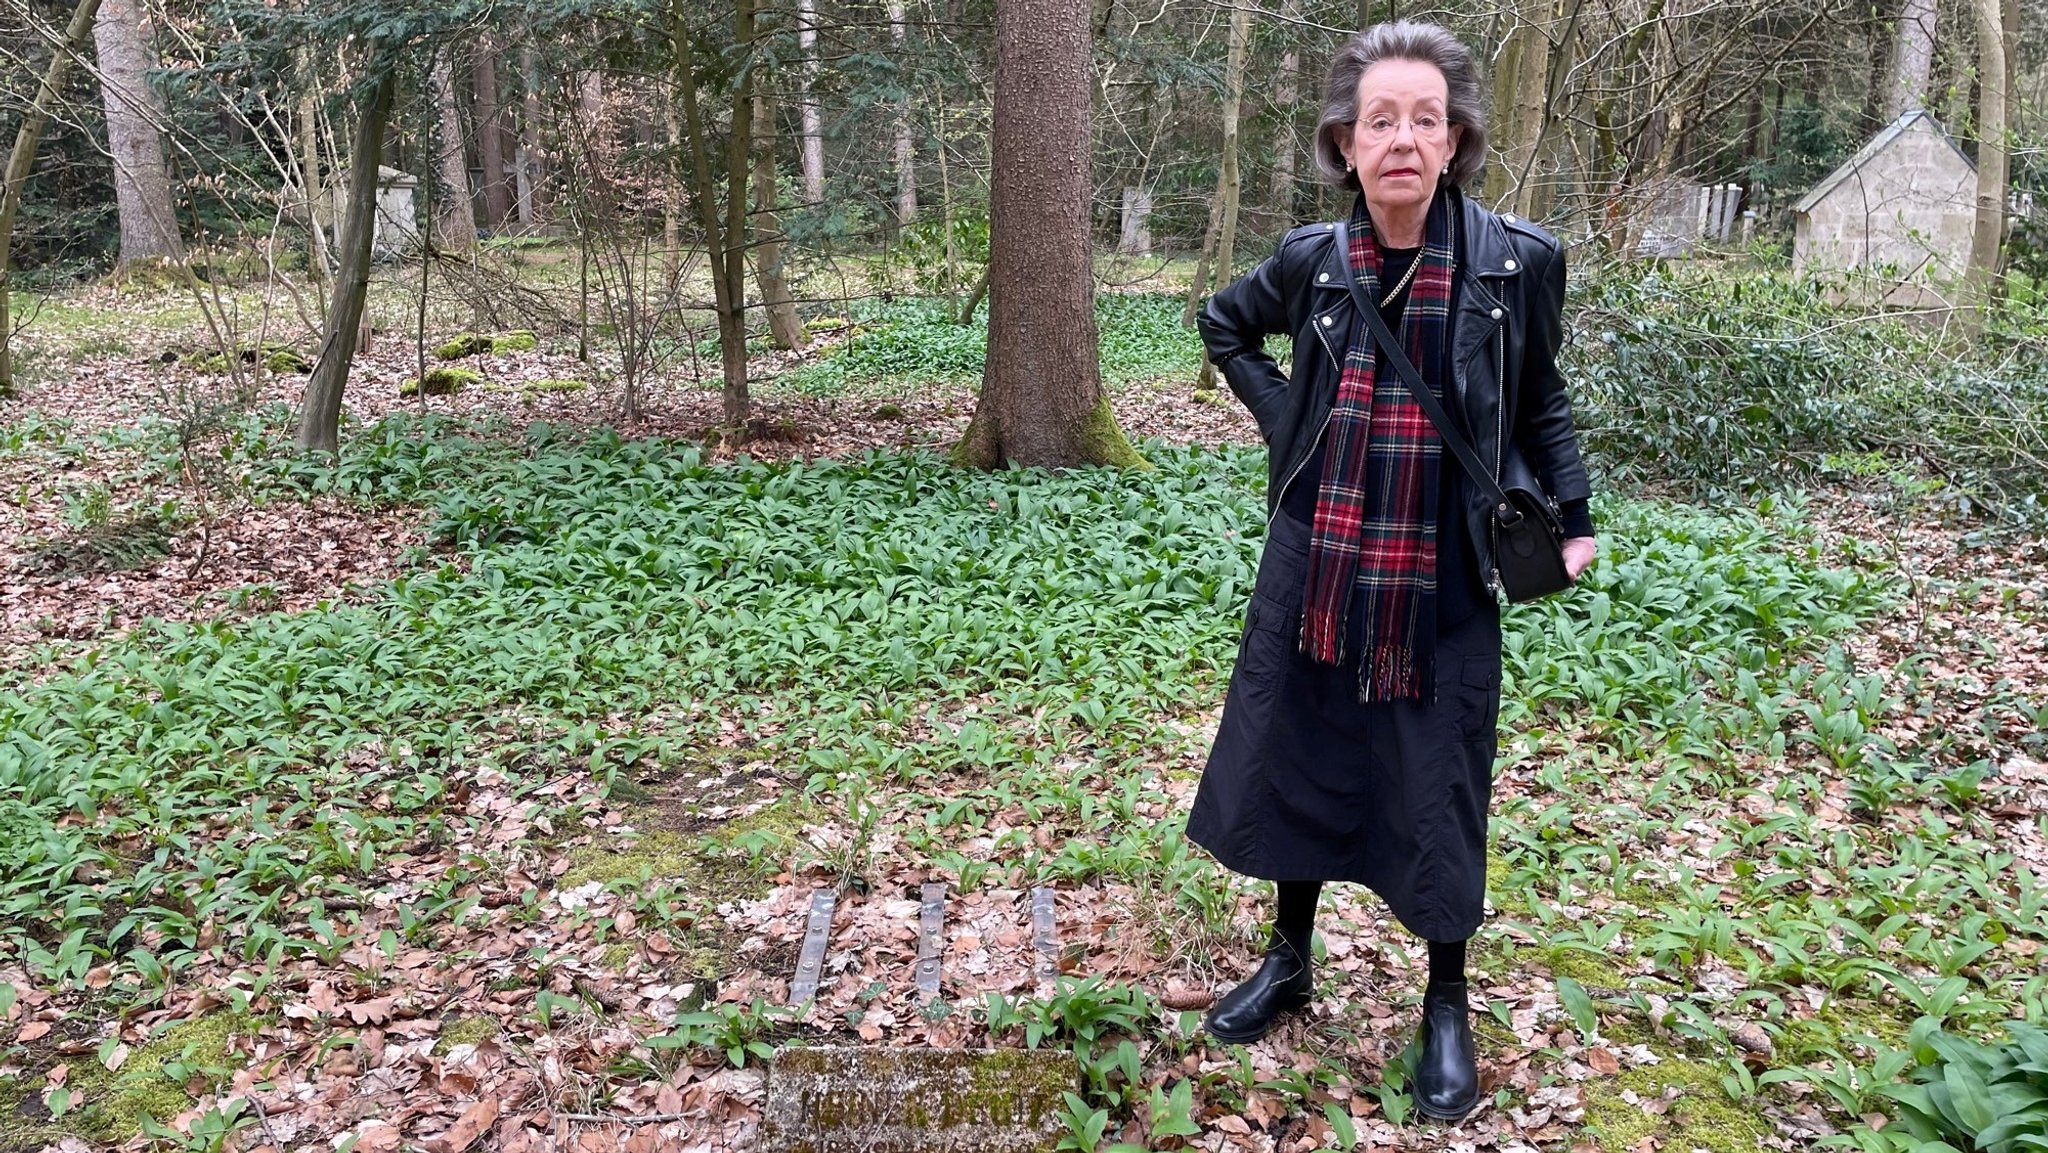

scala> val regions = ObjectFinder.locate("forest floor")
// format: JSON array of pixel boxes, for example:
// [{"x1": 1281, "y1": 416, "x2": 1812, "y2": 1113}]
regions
[{"x1": 1, "y1": 262, "x2": 2045, "y2": 1153}]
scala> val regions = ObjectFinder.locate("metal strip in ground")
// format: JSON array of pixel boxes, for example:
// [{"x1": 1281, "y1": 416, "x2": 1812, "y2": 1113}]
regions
[
  {"x1": 915, "y1": 882, "x2": 946, "y2": 999},
  {"x1": 789, "y1": 887, "x2": 837, "y2": 1005},
  {"x1": 1030, "y1": 886, "x2": 1058, "y2": 984}
]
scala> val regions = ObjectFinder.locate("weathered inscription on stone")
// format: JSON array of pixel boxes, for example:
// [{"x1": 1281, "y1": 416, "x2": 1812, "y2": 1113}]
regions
[{"x1": 759, "y1": 1047, "x2": 1077, "y2": 1153}]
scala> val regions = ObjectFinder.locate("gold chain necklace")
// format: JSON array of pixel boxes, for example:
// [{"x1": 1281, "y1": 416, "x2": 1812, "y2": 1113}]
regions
[{"x1": 1379, "y1": 248, "x2": 1423, "y2": 309}]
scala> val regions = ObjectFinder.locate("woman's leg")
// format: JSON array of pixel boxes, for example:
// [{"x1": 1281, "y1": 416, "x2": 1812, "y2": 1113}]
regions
[
  {"x1": 1416, "y1": 935, "x2": 1478, "y2": 1120},
  {"x1": 1426, "y1": 937, "x2": 1465, "y2": 987},
  {"x1": 1203, "y1": 881, "x2": 1321, "y2": 1044},
  {"x1": 1274, "y1": 880, "x2": 1322, "y2": 957}
]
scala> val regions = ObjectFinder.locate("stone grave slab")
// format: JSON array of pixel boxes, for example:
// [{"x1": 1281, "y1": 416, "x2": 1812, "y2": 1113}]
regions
[{"x1": 760, "y1": 1046, "x2": 1077, "y2": 1153}]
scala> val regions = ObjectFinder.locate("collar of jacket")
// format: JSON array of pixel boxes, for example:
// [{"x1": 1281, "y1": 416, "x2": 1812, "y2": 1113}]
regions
[{"x1": 1305, "y1": 191, "x2": 1521, "y2": 388}]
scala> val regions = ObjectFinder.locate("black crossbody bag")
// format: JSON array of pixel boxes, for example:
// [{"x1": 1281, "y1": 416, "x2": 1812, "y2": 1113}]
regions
[{"x1": 1332, "y1": 221, "x2": 1571, "y2": 604}]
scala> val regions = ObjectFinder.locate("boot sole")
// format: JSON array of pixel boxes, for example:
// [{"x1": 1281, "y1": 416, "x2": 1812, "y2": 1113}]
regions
[
  {"x1": 1201, "y1": 990, "x2": 1312, "y2": 1044},
  {"x1": 1415, "y1": 1092, "x2": 1480, "y2": 1123}
]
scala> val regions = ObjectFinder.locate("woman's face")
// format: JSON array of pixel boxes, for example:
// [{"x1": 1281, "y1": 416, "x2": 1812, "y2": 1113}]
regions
[{"x1": 1338, "y1": 58, "x2": 1464, "y2": 218}]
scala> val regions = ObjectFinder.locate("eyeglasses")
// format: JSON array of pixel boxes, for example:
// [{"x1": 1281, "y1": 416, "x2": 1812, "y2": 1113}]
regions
[{"x1": 1356, "y1": 114, "x2": 1449, "y2": 141}]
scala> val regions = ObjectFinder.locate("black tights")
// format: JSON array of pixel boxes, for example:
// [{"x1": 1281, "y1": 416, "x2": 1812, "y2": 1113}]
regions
[{"x1": 1272, "y1": 880, "x2": 1466, "y2": 987}]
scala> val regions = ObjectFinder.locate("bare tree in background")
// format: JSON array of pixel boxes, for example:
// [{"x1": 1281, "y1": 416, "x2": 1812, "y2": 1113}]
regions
[
  {"x1": 798, "y1": 0, "x2": 824, "y2": 204},
  {"x1": 890, "y1": 0, "x2": 917, "y2": 225},
  {"x1": 296, "y1": 63, "x2": 397, "y2": 454},
  {"x1": 1269, "y1": 0, "x2": 1302, "y2": 222},
  {"x1": 2, "y1": 0, "x2": 106, "y2": 394},
  {"x1": 93, "y1": 0, "x2": 185, "y2": 270},
  {"x1": 1965, "y1": 0, "x2": 2010, "y2": 315},
  {"x1": 430, "y1": 53, "x2": 475, "y2": 251},
  {"x1": 672, "y1": 0, "x2": 757, "y2": 432},
  {"x1": 1889, "y1": 0, "x2": 1938, "y2": 117},
  {"x1": 1195, "y1": 0, "x2": 1253, "y2": 393},
  {"x1": 473, "y1": 40, "x2": 512, "y2": 230},
  {"x1": 753, "y1": 94, "x2": 805, "y2": 350}
]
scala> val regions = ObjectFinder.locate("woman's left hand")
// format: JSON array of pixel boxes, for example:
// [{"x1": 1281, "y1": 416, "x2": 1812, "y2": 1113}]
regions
[{"x1": 1563, "y1": 537, "x2": 1597, "y2": 582}]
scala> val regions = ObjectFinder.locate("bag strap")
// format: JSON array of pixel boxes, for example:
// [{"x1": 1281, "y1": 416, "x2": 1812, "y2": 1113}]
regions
[{"x1": 1333, "y1": 219, "x2": 1523, "y2": 525}]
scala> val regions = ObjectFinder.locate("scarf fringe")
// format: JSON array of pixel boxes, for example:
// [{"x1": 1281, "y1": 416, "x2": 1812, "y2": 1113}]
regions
[{"x1": 1358, "y1": 643, "x2": 1435, "y2": 705}]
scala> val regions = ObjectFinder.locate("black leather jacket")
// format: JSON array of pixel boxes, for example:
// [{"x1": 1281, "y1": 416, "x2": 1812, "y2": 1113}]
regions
[{"x1": 1197, "y1": 191, "x2": 1593, "y2": 596}]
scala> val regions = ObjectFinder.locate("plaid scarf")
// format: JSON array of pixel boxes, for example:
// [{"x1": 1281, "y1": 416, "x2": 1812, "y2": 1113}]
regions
[{"x1": 1298, "y1": 191, "x2": 1457, "y2": 703}]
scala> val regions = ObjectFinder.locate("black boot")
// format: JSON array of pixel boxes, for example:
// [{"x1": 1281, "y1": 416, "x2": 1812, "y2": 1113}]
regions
[
  {"x1": 1414, "y1": 980, "x2": 1479, "y2": 1121},
  {"x1": 1204, "y1": 939, "x2": 1313, "y2": 1044}
]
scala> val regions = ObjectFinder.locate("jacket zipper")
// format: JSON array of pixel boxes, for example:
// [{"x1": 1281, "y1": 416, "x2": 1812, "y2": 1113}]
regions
[
  {"x1": 1270, "y1": 313, "x2": 1346, "y2": 522},
  {"x1": 1488, "y1": 321, "x2": 1505, "y2": 595}
]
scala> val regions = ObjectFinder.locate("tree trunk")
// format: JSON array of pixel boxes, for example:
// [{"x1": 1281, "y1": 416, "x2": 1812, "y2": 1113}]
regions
[
  {"x1": 1182, "y1": 191, "x2": 1224, "y2": 326},
  {"x1": 753, "y1": 94, "x2": 805, "y2": 350},
  {"x1": 1196, "y1": 0, "x2": 1252, "y2": 392},
  {"x1": 890, "y1": 0, "x2": 918, "y2": 226},
  {"x1": 92, "y1": 0, "x2": 184, "y2": 270},
  {"x1": 663, "y1": 89, "x2": 683, "y2": 287},
  {"x1": 673, "y1": 0, "x2": 753, "y2": 431},
  {"x1": 431, "y1": 54, "x2": 474, "y2": 250},
  {"x1": 296, "y1": 64, "x2": 397, "y2": 454},
  {"x1": 296, "y1": 50, "x2": 332, "y2": 302},
  {"x1": 1888, "y1": 0, "x2": 1937, "y2": 118},
  {"x1": 1489, "y1": 0, "x2": 1552, "y2": 216},
  {"x1": 956, "y1": 0, "x2": 1142, "y2": 470},
  {"x1": 1963, "y1": 0, "x2": 2007, "y2": 316},
  {"x1": 1269, "y1": 0, "x2": 1301, "y2": 222},
  {"x1": 1, "y1": 0, "x2": 105, "y2": 395},
  {"x1": 798, "y1": 0, "x2": 824, "y2": 204},
  {"x1": 519, "y1": 41, "x2": 545, "y2": 227},
  {"x1": 473, "y1": 43, "x2": 512, "y2": 230},
  {"x1": 1119, "y1": 186, "x2": 1152, "y2": 255},
  {"x1": 1484, "y1": 13, "x2": 1528, "y2": 206},
  {"x1": 722, "y1": 0, "x2": 755, "y2": 425}
]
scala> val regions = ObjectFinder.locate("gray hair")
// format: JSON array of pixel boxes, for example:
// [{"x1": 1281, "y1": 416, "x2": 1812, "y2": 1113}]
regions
[{"x1": 1314, "y1": 22, "x2": 1488, "y2": 193}]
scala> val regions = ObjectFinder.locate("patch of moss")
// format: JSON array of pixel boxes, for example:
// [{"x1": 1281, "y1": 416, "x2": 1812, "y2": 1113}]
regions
[
  {"x1": 1580, "y1": 1053, "x2": 1770, "y2": 1153},
  {"x1": 562, "y1": 801, "x2": 808, "y2": 978},
  {"x1": 264, "y1": 348, "x2": 312, "y2": 374},
  {"x1": 871, "y1": 403, "x2": 905, "y2": 420},
  {"x1": 1075, "y1": 394, "x2": 1152, "y2": 469},
  {"x1": 1544, "y1": 948, "x2": 1630, "y2": 991},
  {"x1": 437, "y1": 331, "x2": 537, "y2": 360},
  {"x1": 948, "y1": 394, "x2": 1153, "y2": 470},
  {"x1": 432, "y1": 1015, "x2": 500, "y2": 1056},
  {"x1": 107, "y1": 258, "x2": 189, "y2": 291},
  {"x1": 400, "y1": 366, "x2": 483, "y2": 397},
  {"x1": 435, "y1": 333, "x2": 495, "y2": 361},
  {"x1": 182, "y1": 341, "x2": 309, "y2": 375},
  {"x1": 0, "y1": 1012, "x2": 251, "y2": 1147}
]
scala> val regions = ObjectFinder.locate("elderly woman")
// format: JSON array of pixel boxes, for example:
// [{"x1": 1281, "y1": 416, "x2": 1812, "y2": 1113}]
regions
[{"x1": 1187, "y1": 21, "x2": 1597, "y2": 1120}]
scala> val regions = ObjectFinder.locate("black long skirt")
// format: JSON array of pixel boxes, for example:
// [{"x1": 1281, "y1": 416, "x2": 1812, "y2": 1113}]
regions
[{"x1": 1186, "y1": 509, "x2": 1502, "y2": 942}]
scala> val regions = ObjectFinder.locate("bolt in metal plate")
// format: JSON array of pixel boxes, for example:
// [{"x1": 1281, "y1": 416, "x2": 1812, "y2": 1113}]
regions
[
  {"x1": 916, "y1": 882, "x2": 946, "y2": 1000},
  {"x1": 1030, "y1": 886, "x2": 1059, "y2": 984},
  {"x1": 789, "y1": 887, "x2": 838, "y2": 1005}
]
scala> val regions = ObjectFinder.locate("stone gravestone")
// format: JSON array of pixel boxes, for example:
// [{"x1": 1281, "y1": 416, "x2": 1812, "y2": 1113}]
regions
[{"x1": 760, "y1": 1047, "x2": 1077, "y2": 1153}]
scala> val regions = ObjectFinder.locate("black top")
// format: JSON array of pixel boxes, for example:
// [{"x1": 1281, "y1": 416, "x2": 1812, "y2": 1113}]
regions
[{"x1": 1274, "y1": 245, "x2": 1591, "y2": 626}]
